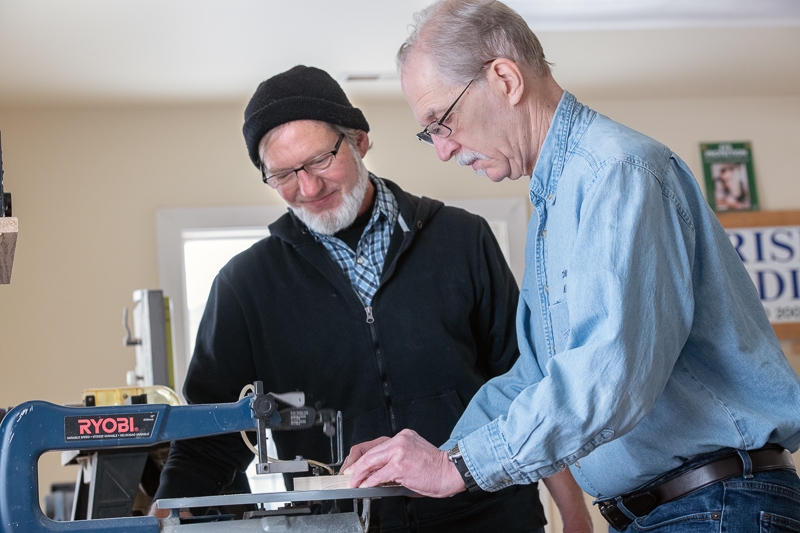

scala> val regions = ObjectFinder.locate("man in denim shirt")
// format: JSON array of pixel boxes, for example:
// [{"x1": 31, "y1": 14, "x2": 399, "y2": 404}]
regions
[{"x1": 344, "y1": 1, "x2": 800, "y2": 530}]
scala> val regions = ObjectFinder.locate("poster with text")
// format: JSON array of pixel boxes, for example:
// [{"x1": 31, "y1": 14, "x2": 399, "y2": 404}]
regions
[
  {"x1": 726, "y1": 224, "x2": 800, "y2": 324},
  {"x1": 700, "y1": 142, "x2": 759, "y2": 213}
]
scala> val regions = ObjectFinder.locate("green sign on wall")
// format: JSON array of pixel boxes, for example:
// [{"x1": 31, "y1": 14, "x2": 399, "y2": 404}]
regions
[{"x1": 700, "y1": 141, "x2": 759, "y2": 213}]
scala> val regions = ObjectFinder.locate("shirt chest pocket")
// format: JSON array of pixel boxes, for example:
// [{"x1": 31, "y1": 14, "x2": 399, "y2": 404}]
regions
[{"x1": 548, "y1": 300, "x2": 571, "y2": 354}]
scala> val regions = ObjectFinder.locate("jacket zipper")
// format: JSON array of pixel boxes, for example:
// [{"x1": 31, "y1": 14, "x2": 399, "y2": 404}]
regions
[
  {"x1": 362, "y1": 219, "x2": 416, "y2": 436},
  {"x1": 349, "y1": 286, "x2": 396, "y2": 434}
]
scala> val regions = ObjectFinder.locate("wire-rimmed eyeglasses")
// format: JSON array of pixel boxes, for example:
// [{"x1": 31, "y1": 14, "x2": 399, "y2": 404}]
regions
[
  {"x1": 416, "y1": 61, "x2": 494, "y2": 146},
  {"x1": 261, "y1": 133, "x2": 345, "y2": 189},
  {"x1": 416, "y1": 79, "x2": 476, "y2": 145}
]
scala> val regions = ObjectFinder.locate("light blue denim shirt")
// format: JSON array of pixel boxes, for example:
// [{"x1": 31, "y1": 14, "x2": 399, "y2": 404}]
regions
[{"x1": 444, "y1": 91, "x2": 800, "y2": 499}]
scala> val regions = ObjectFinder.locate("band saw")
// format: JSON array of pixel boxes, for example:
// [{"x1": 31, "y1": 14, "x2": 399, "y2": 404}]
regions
[{"x1": 0, "y1": 381, "x2": 412, "y2": 532}]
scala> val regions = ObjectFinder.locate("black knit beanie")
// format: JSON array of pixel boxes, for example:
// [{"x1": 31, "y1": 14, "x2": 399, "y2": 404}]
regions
[{"x1": 243, "y1": 65, "x2": 370, "y2": 168}]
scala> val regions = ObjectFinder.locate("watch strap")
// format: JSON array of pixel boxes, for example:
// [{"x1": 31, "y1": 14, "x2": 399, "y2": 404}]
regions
[{"x1": 448, "y1": 445, "x2": 481, "y2": 492}]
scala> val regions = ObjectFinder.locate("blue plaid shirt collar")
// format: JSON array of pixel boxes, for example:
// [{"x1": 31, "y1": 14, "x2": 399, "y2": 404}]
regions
[{"x1": 310, "y1": 175, "x2": 399, "y2": 307}]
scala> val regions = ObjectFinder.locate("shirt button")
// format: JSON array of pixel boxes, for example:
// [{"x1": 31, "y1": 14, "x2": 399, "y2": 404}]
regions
[
  {"x1": 547, "y1": 193, "x2": 554, "y2": 201},
  {"x1": 541, "y1": 229, "x2": 547, "y2": 238},
  {"x1": 357, "y1": 256, "x2": 364, "y2": 264},
  {"x1": 545, "y1": 285, "x2": 549, "y2": 292}
]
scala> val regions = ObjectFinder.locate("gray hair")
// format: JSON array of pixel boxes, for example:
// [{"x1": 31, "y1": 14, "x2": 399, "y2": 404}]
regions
[
  {"x1": 396, "y1": 0, "x2": 552, "y2": 86},
  {"x1": 258, "y1": 121, "x2": 369, "y2": 168},
  {"x1": 329, "y1": 124, "x2": 371, "y2": 154}
]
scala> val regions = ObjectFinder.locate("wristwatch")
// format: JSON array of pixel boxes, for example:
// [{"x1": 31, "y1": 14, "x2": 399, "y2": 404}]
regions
[{"x1": 447, "y1": 443, "x2": 481, "y2": 492}]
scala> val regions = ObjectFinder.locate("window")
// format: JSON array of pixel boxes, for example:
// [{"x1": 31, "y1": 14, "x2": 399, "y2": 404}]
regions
[{"x1": 182, "y1": 228, "x2": 269, "y2": 357}]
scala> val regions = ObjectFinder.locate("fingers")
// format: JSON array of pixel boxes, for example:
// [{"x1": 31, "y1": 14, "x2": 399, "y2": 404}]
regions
[
  {"x1": 340, "y1": 436, "x2": 390, "y2": 472},
  {"x1": 344, "y1": 440, "x2": 393, "y2": 487},
  {"x1": 352, "y1": 447, "x2": 400, "y2": 488},
  {"x1": 340, "y1": 450, "x2": 361, "y2": 473},
  {"x1": 343, "y1": 432, "x2": 416, "y2": 487}
]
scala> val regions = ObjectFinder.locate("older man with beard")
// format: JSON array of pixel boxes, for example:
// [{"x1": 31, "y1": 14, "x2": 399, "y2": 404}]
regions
[{"x1": 152, "y1": 65, "x2": 591, "y2": 533}]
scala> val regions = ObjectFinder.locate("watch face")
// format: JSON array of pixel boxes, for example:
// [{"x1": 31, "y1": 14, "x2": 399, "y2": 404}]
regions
[{"x1": 448, "y1": 444, "x2": 462, "y2": 461}]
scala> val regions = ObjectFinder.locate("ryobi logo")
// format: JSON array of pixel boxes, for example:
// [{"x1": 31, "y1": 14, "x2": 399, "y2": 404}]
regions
[
  {"x1": 78, "y1": 417, "x2": 137, "y2": 435},
  {"x1": 64, "y1": 412, "x2": 158, "y2": 441}
]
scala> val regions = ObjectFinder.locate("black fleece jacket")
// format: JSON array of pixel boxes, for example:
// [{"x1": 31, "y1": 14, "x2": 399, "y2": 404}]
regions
[{"x1": 155, "y1": 179, "x2": 545, "y2": 532}]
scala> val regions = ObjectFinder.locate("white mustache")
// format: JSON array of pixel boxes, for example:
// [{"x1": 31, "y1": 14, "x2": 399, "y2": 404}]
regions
[{"x1": 455, "y1": 150, "x2": 489, "y2": 166}]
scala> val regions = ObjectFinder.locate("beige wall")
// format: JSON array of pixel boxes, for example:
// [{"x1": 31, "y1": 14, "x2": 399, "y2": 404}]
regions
[{"x1": 1, "y1": 93, "x2": 799, "y2": 519}]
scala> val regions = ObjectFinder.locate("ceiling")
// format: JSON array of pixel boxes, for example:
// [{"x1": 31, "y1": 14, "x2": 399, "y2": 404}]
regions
[{"x1": 0, "y1": 0, "x2": 799, "y2": 106}]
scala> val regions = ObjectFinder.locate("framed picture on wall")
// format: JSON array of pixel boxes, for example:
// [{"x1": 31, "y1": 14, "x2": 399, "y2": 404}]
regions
[{"x1": 700, "y1": 141, "x2": 759, "y2": 213}]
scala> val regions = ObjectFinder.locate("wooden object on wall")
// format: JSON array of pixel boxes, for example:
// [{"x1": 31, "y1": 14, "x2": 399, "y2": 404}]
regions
[
  {"x1": 0, "y1": 217, "x2": 17, "y2": 284},
  {"x1": 716, "y1": 209, "x2": 800, "y2": 341}
]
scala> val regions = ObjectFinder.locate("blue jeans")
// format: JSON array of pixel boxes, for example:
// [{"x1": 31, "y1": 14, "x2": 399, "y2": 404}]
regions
[{"x1": 612, "y1": 469, "x2": 800, "y2": 532}]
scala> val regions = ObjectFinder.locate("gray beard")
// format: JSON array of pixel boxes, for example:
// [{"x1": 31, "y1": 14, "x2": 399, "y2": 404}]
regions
[{"x1": 290, "y1": 163, "x2": 370, "y2": 235}]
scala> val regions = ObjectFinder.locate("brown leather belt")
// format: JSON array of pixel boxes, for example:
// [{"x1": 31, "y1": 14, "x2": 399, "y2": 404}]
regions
[{"x1": 596, "y1": 446, "x2": 796, "y2": 531}]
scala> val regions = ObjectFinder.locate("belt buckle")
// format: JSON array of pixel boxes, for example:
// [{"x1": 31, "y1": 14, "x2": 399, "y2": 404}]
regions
[{"x1": 597, "y1": 500, "x2": 633, "y2": 531}]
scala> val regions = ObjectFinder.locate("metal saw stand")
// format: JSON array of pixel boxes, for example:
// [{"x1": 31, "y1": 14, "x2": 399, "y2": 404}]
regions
[{"x1": 157, "y1": 486, "x2": 414, "y2": 533}]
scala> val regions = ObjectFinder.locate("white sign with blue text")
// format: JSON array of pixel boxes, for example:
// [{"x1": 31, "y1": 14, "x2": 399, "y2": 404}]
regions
[{"x1": 726, "y1": 225, "x2": 800, "y2": 324}]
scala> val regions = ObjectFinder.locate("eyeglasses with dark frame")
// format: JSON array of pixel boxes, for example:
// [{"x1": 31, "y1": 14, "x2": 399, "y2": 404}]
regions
[{"x1": 261, "y1": 133, "x2": 346, "y2": 189}]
